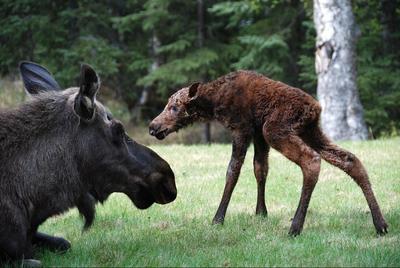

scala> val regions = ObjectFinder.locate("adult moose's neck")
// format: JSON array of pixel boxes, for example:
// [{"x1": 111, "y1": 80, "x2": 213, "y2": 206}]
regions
[{"x1": 0, "y1": 93, "x2": 77, "y2": 155}]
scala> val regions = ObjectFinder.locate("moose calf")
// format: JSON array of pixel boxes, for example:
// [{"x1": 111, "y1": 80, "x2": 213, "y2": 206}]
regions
[
  {"x1": 150, "y1": 70, "x2": 387, "y2": 236},
  {"x1": 0, "y1": 62, "x2": 177, "y2": 266}
]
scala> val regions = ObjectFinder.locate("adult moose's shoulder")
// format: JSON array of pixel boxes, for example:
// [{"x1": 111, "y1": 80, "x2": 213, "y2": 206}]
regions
[{"x1": 0, "y1": 62, "x2": 177, "y2": 266}]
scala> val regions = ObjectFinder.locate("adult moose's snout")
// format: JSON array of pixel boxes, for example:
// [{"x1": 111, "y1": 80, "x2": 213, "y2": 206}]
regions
[
  {"x1": 149, "y1": 168, "x2": 177, "y2": 204},
  {"x1": 124, "y1": 136, "x2": 176, "y2": 209}
]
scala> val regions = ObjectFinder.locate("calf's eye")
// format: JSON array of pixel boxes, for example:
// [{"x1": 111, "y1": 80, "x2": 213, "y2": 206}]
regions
[{"x1": 171, "y1": 106, "x2": 178, "y2": 113}]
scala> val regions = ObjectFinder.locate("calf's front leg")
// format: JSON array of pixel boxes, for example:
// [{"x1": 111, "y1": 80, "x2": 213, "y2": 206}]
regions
[
  {"x1": 212, "y1": 132, "x2": 251, "y2": 224},
  {"x1": 253, "y1": 133, "x2": 269, "y2": 216}
]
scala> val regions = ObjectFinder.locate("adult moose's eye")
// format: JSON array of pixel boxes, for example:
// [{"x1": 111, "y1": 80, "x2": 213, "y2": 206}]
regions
[
  {"x1": 125, "y1": 134, "x2": 134, "y2": 144},
  {"x1": 111, "y1": 121, "x2": 125, "y2": 144}
]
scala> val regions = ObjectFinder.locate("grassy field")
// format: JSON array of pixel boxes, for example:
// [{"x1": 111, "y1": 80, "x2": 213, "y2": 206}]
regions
[{"x1": 33, "y1": 138, "x2": 400, "y2": 267}]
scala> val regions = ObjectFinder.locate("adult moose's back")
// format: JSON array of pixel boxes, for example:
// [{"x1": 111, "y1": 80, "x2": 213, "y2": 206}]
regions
[
  {"x1": 0, "y1": 62, "x2": 177, "y2": 266},
  {"x1": 149, "y1": 70, "x2": 387, "y2": 236}
]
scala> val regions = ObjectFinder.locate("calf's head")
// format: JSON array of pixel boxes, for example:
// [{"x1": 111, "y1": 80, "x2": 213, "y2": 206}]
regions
[
  {"x1": 149, "y1": 82, "x2": 208, "y2": 139},
  {"x1": 20, "y1": 62, "x2": 177, "y2": 208}
]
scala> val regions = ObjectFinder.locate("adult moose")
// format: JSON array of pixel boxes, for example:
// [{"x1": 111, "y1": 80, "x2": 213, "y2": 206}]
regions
[
  {"x1": 0, "y1": 62, "x2": 177, "y2": 266},
  {"x1": 149, "y1": 70, "x2": 387, "y2": 236}
]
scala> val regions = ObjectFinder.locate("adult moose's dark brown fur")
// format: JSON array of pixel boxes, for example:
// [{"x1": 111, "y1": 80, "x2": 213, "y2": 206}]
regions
[
  {"x1": 0, "y1": 62, "x2": 177, "y2": 266},
  {"x1": 149, "y1": 70, "x2": 388, "y2": 236}
]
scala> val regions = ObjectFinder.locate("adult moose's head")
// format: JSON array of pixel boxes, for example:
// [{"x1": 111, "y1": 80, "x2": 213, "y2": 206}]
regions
[
  {"x1": 0, "y1": 62, "x2": 176, "y2": 265},
  {"x1": 19, "y1": 61, "x2": 177, "y2": 208}
]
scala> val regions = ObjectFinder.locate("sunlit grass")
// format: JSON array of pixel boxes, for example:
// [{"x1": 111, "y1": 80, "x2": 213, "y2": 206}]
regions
[{"x1": 35, "y1": 138, "x2": 400, "y2": 266}]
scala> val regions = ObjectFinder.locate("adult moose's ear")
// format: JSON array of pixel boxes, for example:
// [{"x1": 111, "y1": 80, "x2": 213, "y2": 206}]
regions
[
  {"x1": 188, "y1": 82, "x2": 201, "y2": 100},
  {"x1": 19, "y1": 61, "x2": 62, "y2": 95},
  {"x1": 74, "y1": 64, "x2": 100, "y2": 120}
]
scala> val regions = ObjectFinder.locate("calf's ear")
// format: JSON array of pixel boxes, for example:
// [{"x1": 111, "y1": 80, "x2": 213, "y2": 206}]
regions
[
  {"x1": 188, "y1": 82, "x2": 201, "y2": 100},
  {"x1": 187, "y1": 82, "x2": 203, "y2": 114},
  {"x1": 19, "y1": 61, "x2": 61, "y2": 95},
  {"x1": 74, "y1": 64, "x2": 100, "y2": 120}
]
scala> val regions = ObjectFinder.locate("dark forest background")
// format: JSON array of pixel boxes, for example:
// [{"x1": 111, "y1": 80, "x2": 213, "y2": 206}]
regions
[{"x1": 1, "y1": 0, "x2": 399, "y2": 140}]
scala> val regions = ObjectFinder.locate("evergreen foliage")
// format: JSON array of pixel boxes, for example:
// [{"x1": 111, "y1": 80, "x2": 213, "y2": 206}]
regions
[{"x1": 0, "y1": 0, "x2": 398, "y2": 137}]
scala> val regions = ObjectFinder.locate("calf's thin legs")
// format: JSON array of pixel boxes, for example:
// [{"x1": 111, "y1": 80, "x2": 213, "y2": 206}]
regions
[
  {"x1": 265, "y1": 129, "x2": 321, "y2": 236},
  {"x1": 253, "y1": 134, "x2": 269, "y2": 216},
  {"x1": 212, "y1": 132, "x2": 251, "y2": 224}
]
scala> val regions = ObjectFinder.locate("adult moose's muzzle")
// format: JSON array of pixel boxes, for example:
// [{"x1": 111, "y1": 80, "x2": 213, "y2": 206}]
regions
[
  {"x1": 125, "y1": 140, "x2": 177, "y2": 209},
  {"x1": 148, "y1": 169, "x2": 177, "y2": 204}
]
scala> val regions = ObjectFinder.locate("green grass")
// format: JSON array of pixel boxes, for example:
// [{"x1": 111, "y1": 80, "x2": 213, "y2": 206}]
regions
[{"x1": 35, "y1": 138, "x2": 400, "y2": 266}]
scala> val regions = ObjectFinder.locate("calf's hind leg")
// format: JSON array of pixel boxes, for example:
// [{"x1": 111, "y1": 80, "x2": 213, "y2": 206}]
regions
[
  {"x1": 253, "y1": 133, "x2": 270, "y2": 216},
  {"x1": 309, "y1": 131, "x2": 388, "y2": 234},
  {"x1": 264, "y1": 130, "x2": 321, "y2": 236}
]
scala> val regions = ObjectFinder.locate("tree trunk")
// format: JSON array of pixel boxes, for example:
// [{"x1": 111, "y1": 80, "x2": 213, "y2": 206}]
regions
[
  {"x1": 197, "y1": 0, "x2": 211, "y2": 144},
  {"x1": 313, "y1": 0, "x2": 368, "y2": 140},
  {"x1": 132, "y1": 32, "x2": 161, "y2": 122}
]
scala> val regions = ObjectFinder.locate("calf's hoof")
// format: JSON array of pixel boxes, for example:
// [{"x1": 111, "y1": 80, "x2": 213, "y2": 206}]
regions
[
  {"x1": 374, "y1": 220, "x2": 388, "y2": 236},
  {"x1": 288, "y1": 224, "x2": 302, "y2": 237},
  {"x1": 22, "y1": 259, "x2": 42, "y2": 268},
  {"x1": 212, "y1": 217, "x2": 225, "y2": 225},
  {"x1": 255, "y1": 209, "x2": 268, "y2": 217}
]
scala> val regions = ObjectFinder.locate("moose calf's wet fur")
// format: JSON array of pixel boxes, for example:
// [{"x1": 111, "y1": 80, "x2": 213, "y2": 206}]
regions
[
  {"x1": 0, "y1": 62, "x2": 177, "y2": 265},
  {"x1": 150, "y1": 70, "x2": 388, "y2": 236}
]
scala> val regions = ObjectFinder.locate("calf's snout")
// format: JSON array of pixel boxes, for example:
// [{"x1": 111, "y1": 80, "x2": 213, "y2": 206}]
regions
[
  {"x1": 149, "y1": 121, "x2": 160, "y2": 136},
  {"x1": 148, "y1": 120, "x2": 170, "y2": 140}
]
